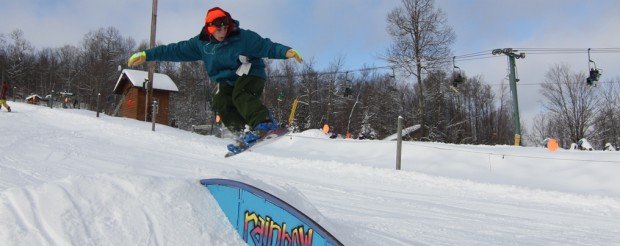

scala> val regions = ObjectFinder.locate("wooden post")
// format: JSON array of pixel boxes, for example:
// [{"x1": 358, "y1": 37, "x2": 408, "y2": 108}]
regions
[
  {"x1": 146, "y1": 0, "x2": 158, "y2": 131},
  {"x1": 96, "y1": 93, "x2": 101, "y2": 117},
  {"x1": 396, "y1": 116, "x2": 403, "y2": 170}
]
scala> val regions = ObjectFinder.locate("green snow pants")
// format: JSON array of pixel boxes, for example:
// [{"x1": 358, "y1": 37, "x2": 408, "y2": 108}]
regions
[{"x1": 213, "y1": 75, "x2": 270, "y2": 132}]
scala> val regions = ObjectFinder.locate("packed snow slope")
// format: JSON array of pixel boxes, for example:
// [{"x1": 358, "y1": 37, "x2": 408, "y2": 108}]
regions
[{"x1": 1, "y1": 102, "x2": 619, "y2": 245}]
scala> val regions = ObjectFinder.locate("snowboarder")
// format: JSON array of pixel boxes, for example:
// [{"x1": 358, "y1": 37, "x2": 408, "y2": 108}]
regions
[
  {"x1": 127, "y1": 7, "x2": 302, "y2": 147},
  {"x1": 0, "y1": 81, "x2": 11, "y2": 112}
]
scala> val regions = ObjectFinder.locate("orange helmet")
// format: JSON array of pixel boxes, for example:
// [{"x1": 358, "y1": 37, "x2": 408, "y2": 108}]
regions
[{"x1": 204, "y1": 7, "x2": 234, "y2": 36}]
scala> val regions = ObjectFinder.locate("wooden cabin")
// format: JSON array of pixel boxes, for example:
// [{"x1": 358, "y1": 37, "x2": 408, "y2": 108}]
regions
[
  {"x1": 113, "y1": 69, "x2": 179, "y2": 124},
  {"x1": 25, "y1": 94, "x2": 42, "y2": 105}
]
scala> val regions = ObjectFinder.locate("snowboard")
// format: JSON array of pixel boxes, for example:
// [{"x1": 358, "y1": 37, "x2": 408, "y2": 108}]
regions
[{"x1": 225, "y1": 128, "x2": 289, "y2": 158}]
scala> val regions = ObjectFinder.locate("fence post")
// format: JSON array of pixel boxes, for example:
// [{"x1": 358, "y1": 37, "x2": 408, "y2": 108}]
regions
[
  {"x1": 96, "y1": 93, "x2": 101, "y2": 117},
  {"x1": 151, "y1": 99, "x2": 158, "y2": 131},
  {"x1": 396, "y1": 116, "x2": 403, "y2": 170},
  {"x1": 50, "y1": 90, "x2": 54, "y2": 109}
]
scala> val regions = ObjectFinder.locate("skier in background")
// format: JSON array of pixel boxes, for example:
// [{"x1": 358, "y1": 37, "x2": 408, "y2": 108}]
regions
[
  {"x1": 330, "y1": 130, "x2": 338, "y2": 139},
  {"x1": 0, "y1": 81, "x2": 12, "y2": 112},
  {"x1": 127, "y1": 7, "x2": 302, "y2": 149}
]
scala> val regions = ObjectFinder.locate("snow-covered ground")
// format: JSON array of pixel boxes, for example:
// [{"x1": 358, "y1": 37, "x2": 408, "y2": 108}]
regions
[{"x1": 1, "y1": 102, "x2": 619, "y2": 245}]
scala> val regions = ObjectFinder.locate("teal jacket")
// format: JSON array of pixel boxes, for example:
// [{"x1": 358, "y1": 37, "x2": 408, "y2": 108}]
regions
[{"x1": 145, "y1": 21, "x2": 291, "y2": 85}]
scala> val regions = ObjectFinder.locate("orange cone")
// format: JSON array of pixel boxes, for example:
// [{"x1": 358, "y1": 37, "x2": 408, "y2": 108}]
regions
[{"x1": 547, "y1": 138, "x2": 559, "y2": 152}]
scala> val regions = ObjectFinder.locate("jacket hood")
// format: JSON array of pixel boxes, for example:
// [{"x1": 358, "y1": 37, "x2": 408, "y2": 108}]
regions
[
  {"x1": 199, "y1": 7, "x2": 236, "y2": 41},
  {"x1": 199, "y1": 19, "x2": 239, "y2": 42}
]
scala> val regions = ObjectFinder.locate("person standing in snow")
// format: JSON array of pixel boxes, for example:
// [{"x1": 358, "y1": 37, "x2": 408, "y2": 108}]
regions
[
  {"x1": 127, "y1": 7, "x2": 302, "y2": 145},
  {"x1": 0, "y1": 81, "x2": 12, "y2": 112},
  {"x1": 330, "y1": 130, "x2": 338, "y2": 139}
]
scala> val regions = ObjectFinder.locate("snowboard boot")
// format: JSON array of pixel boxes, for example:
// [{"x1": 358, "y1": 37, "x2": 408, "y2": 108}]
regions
[
  {"x1": 226, "y1": 112, "x2": 279, "y2": 154},
  {"x1": 227, "y1": 140, "x2": 249, "y2": 154},
  {"x1": 252, "y1": 111, "x2": 279, "y2": 138},
  {"x1": 226, "y1": 125, "x2": 260, "y2": 154}
]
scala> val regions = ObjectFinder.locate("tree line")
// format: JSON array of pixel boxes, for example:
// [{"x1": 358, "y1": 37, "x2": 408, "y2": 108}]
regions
[
  {"x1": 0, "y1": 26, "x2": 516, "y2": 144},
  {"x1": 528, "y1": 64, "x2": 620, "y2": 149}
]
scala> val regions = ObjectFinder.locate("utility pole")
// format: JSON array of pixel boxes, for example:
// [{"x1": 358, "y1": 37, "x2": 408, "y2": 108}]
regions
[
  {"x1": 492, "y1": 48, "x2": 525, "y2": 146},
  {"x1": 146, "y1": 0, "x2": 158, "y2": 131}
]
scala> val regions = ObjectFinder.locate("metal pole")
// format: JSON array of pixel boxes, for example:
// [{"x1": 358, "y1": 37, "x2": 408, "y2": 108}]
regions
[
  {"x1": 507, "y1": 55, "x2": 522, "y2": 146},
  {"x1": 396, "y1": 116, "x2": 403, "y2": 170},
  {"x1": 492, "y1": 49, "x2": 524, "y2": 146}
]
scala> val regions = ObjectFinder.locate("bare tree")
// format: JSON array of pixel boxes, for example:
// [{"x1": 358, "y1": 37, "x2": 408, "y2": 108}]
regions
[
  {"x1": 0, "y1": 34, "x2": 7, "y2": 82},
  {"x1": 35, "y1": 47, "x2": 60, "y2": 94},
  {"x1": 168, "y1": 61, "x2": 211, "y2": 130},
  {"x1": 357, "y1": 70, "x2": 404, "y2": 138},
  {"x1": 6, "y1": 29, "x2": 34, "y2": 97},
  {"x1": 385, "y1": 0, "x2": 455, "y2": 135},
  {"x1": 264, "y1": 59, "x2": 299, "y2": 126},
  {"x1": 539, "y1": 64, "x2": 599, "y2": 145},
  {"x1": 494, "y1": 83, "x2": 515, "y2": 145},
  {"x1": 56, "y1": 45, "x2": 82, "y2": 94},
  {"x1": 592, "y1": 77, "x2": 620, "y2": 148},
  {"x1": 294, "y1": 63, "x2": 322, "y2": 130},
  {"x1": 80, "y1": 27, "x2": 135, "y2": 112}
]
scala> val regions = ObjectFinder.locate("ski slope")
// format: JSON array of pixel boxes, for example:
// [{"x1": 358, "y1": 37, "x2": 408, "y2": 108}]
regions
[{"x1": 1, "y1": 102, "x2": 619, "y2": 245}]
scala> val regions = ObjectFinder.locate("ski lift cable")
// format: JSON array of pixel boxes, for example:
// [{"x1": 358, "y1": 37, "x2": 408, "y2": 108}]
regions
[
  {"x1": 435, "y1": 49, "x2": 620, "y2": 65},
  {"x1": 522, "y1": 51, "x2": 620, "y2": 55},
  {"x1": 453, "y1": 55, "x2": 499, "y2": 62},
  {"x1": 453, "y1": 50, "x2": 495, "y2": 58},
  {"x1": 267, "y1": 47, "x2": 620, "y2": 79},
  {"x1": 483, "y1": 80, "x2": 620, "y2": 87},
  {"x1": 268, "y1": 65, "x2": 395, "y2": 79},
  {"x1": 516, "y1": 47, "x2": 620, "y2": 51}
]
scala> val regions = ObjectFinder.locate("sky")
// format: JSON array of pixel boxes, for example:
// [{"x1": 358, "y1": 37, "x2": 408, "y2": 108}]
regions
[
  {"x1": 2, "y1": 0, "x2": 620, "y2": 127},
  {"x1": 1, "y1": 102, "x2": 619, "y2": 244}
]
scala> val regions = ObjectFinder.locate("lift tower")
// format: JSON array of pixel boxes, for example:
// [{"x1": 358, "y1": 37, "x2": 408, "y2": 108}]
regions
[{"x1": 492, "y1": 48, "x2": 525, "y2": 146}]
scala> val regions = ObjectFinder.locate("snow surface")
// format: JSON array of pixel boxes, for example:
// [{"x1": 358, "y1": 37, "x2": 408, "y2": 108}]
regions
[{"x1": 1, "y1": 102, "x2": 620, "y2": 245}]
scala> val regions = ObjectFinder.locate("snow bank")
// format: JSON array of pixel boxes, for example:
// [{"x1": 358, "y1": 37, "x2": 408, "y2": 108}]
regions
[{"x1": 0, "y1": 174, "x2": 244, "y2": 245}]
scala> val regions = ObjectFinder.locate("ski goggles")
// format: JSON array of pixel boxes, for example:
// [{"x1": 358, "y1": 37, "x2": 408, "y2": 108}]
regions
[{"x1": 208, "y1": 17, "x2": 229, "y2": 28}]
